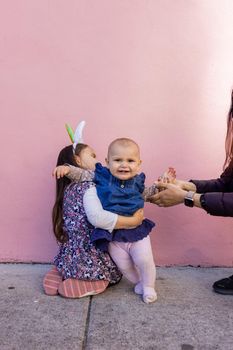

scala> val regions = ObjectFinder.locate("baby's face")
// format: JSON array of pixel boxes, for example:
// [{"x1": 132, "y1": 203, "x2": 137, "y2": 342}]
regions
[{"x1": 106, "y1": 143, "x2": 141, "y2": 180}]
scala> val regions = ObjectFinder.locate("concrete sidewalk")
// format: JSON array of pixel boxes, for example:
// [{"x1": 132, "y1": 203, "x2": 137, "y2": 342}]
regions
[{"x1": 1, "y1": 264, "x2": 233, "y2": 350}]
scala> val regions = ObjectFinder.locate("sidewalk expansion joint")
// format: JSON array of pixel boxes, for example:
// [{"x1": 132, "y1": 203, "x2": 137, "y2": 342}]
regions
[{"x1": 82, "y1": 296, "x2": 93, "y2": 350}]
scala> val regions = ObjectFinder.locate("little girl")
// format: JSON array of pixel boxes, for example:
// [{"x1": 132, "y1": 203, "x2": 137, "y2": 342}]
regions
[
  {"x1": 54, "y1": 138, "x2": 170, "y2": 303},
  {"x1": 44, "y1": 143, "x2": 143, "y2": 298}
]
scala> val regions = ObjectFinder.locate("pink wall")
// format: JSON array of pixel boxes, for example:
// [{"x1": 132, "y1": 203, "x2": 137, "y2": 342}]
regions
[{"x1": 1, "y1": 1, "x2": 233, "y2": 265}]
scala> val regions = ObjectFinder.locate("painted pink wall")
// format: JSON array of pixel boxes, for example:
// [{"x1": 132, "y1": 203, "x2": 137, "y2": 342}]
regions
[{"x1": 1, "y1": 1, "x2": 233, "y2": 265}]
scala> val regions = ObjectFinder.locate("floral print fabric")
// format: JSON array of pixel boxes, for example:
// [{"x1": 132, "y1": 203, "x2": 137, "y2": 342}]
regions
[{"x1": 54, "y1": 181, "x2": 122, "y2": 283}]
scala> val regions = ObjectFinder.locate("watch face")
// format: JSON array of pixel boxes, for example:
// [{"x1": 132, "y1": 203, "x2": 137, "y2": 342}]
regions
[{"x1": 184, "y1": 197, "x2": 194, "y2": 207}]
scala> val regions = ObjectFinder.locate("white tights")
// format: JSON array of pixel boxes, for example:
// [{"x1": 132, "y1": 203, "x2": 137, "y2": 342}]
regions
[{"x1": 108, "y1": 236, "x2": 157, "y2": 303}]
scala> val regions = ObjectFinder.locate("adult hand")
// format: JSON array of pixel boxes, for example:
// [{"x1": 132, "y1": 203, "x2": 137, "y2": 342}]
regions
[
  {"x1": 148, "y1": 182, "x2": 187, "y2": 207},
  {"x1": 173, "y1": 179, "x2": 197, "y2": 192},
  {"x1": 52, "y1": 165, "x2": 70, "y2": 179}
]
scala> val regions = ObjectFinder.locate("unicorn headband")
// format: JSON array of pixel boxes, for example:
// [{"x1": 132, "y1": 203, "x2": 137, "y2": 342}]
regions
[{"x1": 65, "y1": 120, "x2": 86, "y2": 153}]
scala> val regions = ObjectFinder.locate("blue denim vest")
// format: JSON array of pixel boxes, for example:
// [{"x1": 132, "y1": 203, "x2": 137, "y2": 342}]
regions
[{"x1": 94, "y1": 163, "x2": 145, "y2": 216}]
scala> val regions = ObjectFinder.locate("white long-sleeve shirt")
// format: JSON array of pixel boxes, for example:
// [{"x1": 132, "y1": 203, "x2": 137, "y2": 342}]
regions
[{"x1": 83, "y1": 186, "x2": 118, "y2": 232}]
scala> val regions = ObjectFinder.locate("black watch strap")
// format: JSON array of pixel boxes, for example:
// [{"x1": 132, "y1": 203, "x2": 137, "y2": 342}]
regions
[{"x1": 184, "y1": 191, "x2": 195, "y2": 207}]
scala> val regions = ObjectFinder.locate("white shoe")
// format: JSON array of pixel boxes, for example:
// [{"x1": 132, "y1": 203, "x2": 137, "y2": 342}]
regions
[{"x1": 142, "y1": 287, "x2": 157, "y2": 304}]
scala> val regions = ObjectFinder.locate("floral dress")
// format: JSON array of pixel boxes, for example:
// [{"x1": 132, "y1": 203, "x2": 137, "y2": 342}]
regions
[{"x1": 54, "y1": 181, "x2": 122, "y2": 283}]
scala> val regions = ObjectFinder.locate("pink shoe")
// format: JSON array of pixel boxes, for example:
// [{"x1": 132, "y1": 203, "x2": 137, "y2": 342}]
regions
[
  {"x1": 58, "y1": 278, "x2": 109, "y2": 298},
  {"x1": 43, "y1": 266, "x2": 62, "y2": 296}
]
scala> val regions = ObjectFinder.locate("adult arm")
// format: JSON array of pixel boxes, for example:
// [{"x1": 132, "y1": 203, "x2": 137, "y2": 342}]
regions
[
  {"x1": 148, "y1": 181, "x2": 233, "y2": 217},
  {"x1": 191, "y1": 161, "x2": 233, "y2": 193},
  {"x1": 83, "y1": 187, "x2": 144, "y2": 231},
  {"x1": 143, "y1": 167, "x2": 176, "y2": 201},
  {"x1": 148, "y1": 182, "x2": 202, "y2": 208},
  {"x1": 190, "y1": 163, "x2": 233, "y2": 216}
]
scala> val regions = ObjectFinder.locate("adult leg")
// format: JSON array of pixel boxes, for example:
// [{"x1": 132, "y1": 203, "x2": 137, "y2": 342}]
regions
[
  {"x1": 130, "y1": 236, "x2": 157, "y2": 304},
  {"x1": 108, "y1": 242, "x2": 140, "y2": 284}
]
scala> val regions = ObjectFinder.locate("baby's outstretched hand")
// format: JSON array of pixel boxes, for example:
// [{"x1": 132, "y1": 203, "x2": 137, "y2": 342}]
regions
[
  {"x1": 158, "y1": 167, "x2": 176, "y2": 184},
  {"x1": 52, "y1": 165, "x2": 70, "y2": 179},
  {"x1": 156, "y1": 167, "x2": 176, "y2": 192}
]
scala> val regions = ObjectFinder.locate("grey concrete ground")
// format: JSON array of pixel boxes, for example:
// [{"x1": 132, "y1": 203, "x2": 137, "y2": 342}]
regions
[{"x1": 1, "y1": 264, "x2": 233, "y2": 350}]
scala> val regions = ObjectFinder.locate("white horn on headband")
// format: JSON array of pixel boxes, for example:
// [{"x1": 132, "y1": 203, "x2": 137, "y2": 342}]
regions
[{"x1": 73, "y1": 120, "x2": 86, "y2": 151}]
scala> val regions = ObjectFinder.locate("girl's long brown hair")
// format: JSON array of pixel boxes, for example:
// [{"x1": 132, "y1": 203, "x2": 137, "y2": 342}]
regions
[
  {"x1": 52, "y1": 143, "x2": 88, "y2": 243},
  {"x1": 224, "y1": 89, "x2": 233, "y2": 170}
]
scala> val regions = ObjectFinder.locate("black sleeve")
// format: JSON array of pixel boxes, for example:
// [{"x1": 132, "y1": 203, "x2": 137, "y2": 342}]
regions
[{"x1": 190, "y1": 162, "x2": 233, "y2": 217}]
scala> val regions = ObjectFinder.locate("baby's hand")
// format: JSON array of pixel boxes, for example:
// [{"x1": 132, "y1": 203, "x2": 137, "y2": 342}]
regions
[
  {"x1": 156, "y1": 167, "x2": 176, "y2": 192},
  {"x1": 158, "y1": 167, "x2": 176, "y2": 184},
  {"x1": 52, "y1": 165, "x2": 70, "y2": 179}
]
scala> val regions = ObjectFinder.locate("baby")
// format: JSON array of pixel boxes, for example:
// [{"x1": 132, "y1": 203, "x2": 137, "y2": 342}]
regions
[{"x1": 93, "y1": 138, "x2": 157, "y2": 303}]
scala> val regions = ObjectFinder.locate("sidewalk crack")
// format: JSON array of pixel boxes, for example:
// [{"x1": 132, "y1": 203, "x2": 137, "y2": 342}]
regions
[{"x1": 82, "y1": 296, "x2": 92, "y2": 350}]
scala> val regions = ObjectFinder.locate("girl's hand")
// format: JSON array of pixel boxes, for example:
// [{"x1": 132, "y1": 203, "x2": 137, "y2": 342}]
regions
[
  {"x1": 52, "y1": 165, "x2": 70, "y2": 179},
  {"x1": 114, "y1": 209, "x2": 144, "y2": 229},
  {"x1": 132, "y1": 208, "x2": 144, "y2": 226}
]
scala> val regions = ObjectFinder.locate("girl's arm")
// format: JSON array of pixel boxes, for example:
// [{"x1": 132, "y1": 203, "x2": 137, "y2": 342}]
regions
[
  {"x1": 83, "y1": 186, "x2": 144, "y2": 231},
  {"x1": 53, "y1": 165, "x2": 94, "y2": 182}
]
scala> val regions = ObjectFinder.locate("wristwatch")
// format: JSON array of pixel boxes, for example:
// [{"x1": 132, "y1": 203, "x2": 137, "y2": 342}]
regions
[{"x1": 184, "y1": 191, "x2": 195, "y2": 207}]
